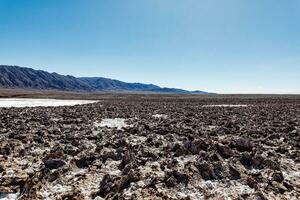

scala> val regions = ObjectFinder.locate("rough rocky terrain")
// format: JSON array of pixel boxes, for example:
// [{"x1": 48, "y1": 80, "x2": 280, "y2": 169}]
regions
[{"x1": 0, "y1": 95, "x2": 299, "y2": 199}]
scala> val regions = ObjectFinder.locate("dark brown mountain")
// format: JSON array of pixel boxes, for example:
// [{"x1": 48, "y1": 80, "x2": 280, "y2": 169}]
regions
[{"x1": 0, "y1": 65, "x2": 209, "y2": 94}]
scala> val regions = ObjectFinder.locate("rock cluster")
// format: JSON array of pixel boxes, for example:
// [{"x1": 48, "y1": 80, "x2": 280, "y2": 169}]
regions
[{"x1": 0, "y1": 95, "x2": 299, "y2": 199}]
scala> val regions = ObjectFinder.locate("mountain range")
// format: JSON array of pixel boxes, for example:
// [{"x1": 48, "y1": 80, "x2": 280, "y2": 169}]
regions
[{"x1": 0, "y1": 65, "x2": 208, "y2": 94}]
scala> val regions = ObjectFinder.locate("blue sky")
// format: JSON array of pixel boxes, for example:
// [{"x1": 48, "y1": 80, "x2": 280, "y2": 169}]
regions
[{"x1": 0, "y1": 0, "x2": 299, "y2": 93}]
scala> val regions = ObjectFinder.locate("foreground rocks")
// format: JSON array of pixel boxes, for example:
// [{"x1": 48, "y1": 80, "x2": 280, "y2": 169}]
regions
[{"x1": 0, "y1": 95, "x2": 299, "y2": 199}]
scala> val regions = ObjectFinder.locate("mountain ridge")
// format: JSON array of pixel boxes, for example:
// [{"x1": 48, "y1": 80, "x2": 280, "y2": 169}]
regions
[{"x1": 0, "y1": 65, "x2": 209, "y2": 94}]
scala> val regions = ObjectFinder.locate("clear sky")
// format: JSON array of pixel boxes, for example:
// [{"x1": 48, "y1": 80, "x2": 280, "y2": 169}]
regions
[{"x1": 0, "y1": 0, "x2": 299, "y2": 94}]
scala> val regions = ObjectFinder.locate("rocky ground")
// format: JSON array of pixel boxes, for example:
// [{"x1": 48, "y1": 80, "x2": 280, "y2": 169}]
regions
[{"x1": 0, "y1": 95, "x2": 299, "y2": 200}]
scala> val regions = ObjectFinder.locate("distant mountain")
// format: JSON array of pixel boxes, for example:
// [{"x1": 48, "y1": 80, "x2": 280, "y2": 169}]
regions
[
  {"x1": 79, "y1": 77, "x2": 197, "y2": 93},
  {"x1": 79, "y1": 77, "x2": 161, "y2": 91},
  {"x1": 0, "y1": 65, "x2": 92, "y2": 91},
  {"x1": 0, "y1": 65, "x2": 209, "y2": 94}
]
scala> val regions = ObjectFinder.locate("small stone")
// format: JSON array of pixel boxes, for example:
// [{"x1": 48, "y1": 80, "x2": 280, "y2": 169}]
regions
[{"x1": 172, "y1": 170, "x2": 190, "y2": 186}]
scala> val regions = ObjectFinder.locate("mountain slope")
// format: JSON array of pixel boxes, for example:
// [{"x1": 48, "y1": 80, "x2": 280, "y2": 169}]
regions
[
  {"x1": 79, "y1": 77, "x2": 195, "y2": 93},
  {"x1": 0, "y1": 65, "x2": 208, "y2": 94},
  {"x1": 79, "y1": 77, "x2": 161, "y2": 91},
  {"x1": 0, "y1": 65, "x2": 92, "y2": 91}
]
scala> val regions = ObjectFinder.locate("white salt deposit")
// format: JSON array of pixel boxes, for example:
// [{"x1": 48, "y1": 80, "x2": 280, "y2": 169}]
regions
[
  {"x1": 0, "y1": 98, "x2": 97, "y2": 108},
  {"x1": 94, "y1": 118, "x2": 128, "y2": 129},
  {"x1": 0, "y1": 192, "x2": 20, "y2": 200},
  {"x1": 203, "y1": 104, "x2": 248, "y2": 107},
  {"x1": 41, "y1": 184, "x2": 73, "y2": 200},
  {"x1": 152, "y1": 114, "x2": 168, "y2": 119}
]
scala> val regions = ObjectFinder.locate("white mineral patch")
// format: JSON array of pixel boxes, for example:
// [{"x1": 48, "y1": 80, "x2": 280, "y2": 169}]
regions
[
  {"x1": 127, "y1": 135, "x2": 147, "y2": 145},
  {"x1": 203, "y1": 104, "x2": 248, "y2": 107},
  {"x1": 175, "y1": 187, "x2": 204, "y2": 200},
  {"x1": 0, "y1": 98, "x2": 98, "y2": 108},
  {"x1": 94, "y1": 118, "x2": 128, "y2": 129},
  {"x1": 152, "y1": 114, "x2": 168, "y2": 119},
  {"x1": 6, "y1": 169, "x2": 15, "y2": 177},
  {"x1": 280, "y1": 158, "x2": 300, "y2": 186},
  {"x1": 201, "y1": 180, "x2": 254, "y2": 199},
  {"x1": 102, "y1": 160, "x2": 122, "y2": 176},
  {"x1": 41, "y1": 184, "x2": 72, "y2": 200},
  {"x1": 0, "y1": 192, "x2": 20, "y2": 200}
]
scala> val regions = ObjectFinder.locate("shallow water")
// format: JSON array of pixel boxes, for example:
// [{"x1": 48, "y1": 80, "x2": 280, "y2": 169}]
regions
[{"x1": 0, "y1": 98, "x2": 98, "y2": 108}]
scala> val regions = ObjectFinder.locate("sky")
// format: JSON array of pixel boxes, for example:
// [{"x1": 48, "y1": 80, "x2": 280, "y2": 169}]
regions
[{"x1": 0, "y1": 0, "x2": 299, "y2": 94}]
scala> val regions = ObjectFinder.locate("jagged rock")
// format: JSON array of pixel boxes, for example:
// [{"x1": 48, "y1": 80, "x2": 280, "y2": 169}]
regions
[
  {"x1": 184, "y1": 139, "x2": 209, "y2": 154},
  {"x1": 44, "y1": 159, "x2": 66, "y2": 170},
  {"x1": 172, "y1": 143, "x2": 188, "y2": 157},
  {"x1": 96, "y1": 170, "x2": 141, "y2": 198},
  {"x1": 272, "y1": 171, "x2": 284, "y2": 183},
  {"x1": 164, "y1": 171, "x2": 190, "y2": 187},
  {"x1": 232, "y1": 137, "x2": 254, "y2": 152},
  {"x1": 165, "y1": 175, "x2": 177, "y2": 188},
  {"x1": 240, "y1": 153, "x2": 254, "y2": 168},
  {"x1": 117, "y1": 169, "x2": 141, "y2": 190},
  {"x1": 97, "y1": 174, "x2": 117, "y2": 198},
  {"x1": 197, "y1": 161, "x2": 216, "y2": 180},
  {"x1": 213, "y1": 162, "x2": 228, "y2": 179},
  {"x1": 101, "y1": 150, "x2": 121, "y2": 163},
  {"x1": 172, "y1": 171, "x2": 190, "y2": 186},
  {"x1": 119, "y1": 151, "x2": 135, "y2": 170},
  {"x1": 246, "y1": 177, "x2": 258, "y2": 190},
  {"x1": 75, "y1": 154, "x2": 96, "y2": 168},
  {"x1": 217, "y1": 144, "x2": 234, "y2": 159},
  {"x1": 229, "y1": 165, "x2": 241, "y2": 180},
  {"x1": 64, "y1": 144, "x2": 80, "y2": 156}
]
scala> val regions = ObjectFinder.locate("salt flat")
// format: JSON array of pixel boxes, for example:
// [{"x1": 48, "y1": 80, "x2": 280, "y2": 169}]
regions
[
  {"x1": 94, "y1": 118, "x2": 128, "y2": 129},
  {"x1": 0, "y1": 95, "x2": 299, "y2": 200},
  {"x1": 203, "y1": 104, "x2": 248, "y2": 107},
  {"x1": 0, "y1": 98, "x2": 97, "y2": 108},
  {"x1": 0, "y1": 192, "x2": 19, "y2": 200}
]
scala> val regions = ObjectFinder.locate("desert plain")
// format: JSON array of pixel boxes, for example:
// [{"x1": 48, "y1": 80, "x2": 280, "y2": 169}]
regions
[{"x1": 0, "y1": 93, "x2": 299, "y2": 200}]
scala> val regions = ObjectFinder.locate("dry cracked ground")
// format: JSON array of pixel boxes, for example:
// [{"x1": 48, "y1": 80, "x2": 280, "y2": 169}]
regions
[{"x1": 0, "y1": 95, "x2": 299, "y2": 200}]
